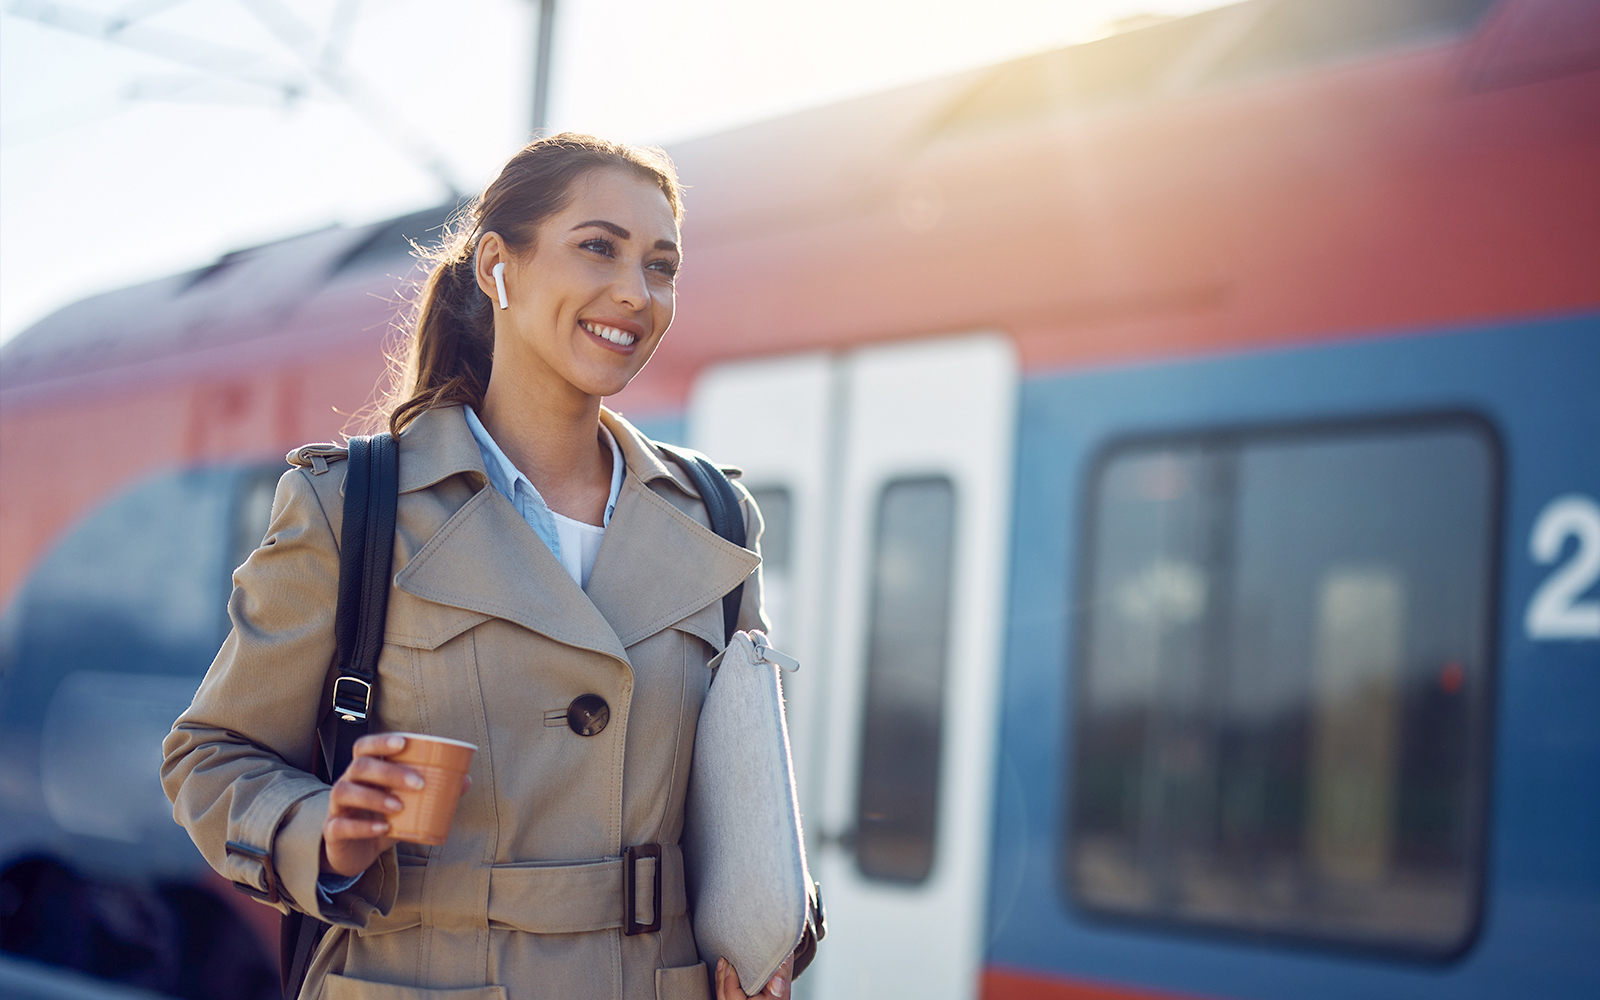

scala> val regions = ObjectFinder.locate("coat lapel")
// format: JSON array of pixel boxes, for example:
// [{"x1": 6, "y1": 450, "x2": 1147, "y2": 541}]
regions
[
  {"x1": 584, "y1": 471, "x2": 759, "y2": 649},
  {"x1": 395, "y1": 485, "x2": 632, "y2": 664},
  {"x1": 392, "y1": 406, "x2": 630, "y2": 665}
]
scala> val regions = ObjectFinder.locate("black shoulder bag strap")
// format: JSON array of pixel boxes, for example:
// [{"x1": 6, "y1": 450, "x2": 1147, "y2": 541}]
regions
[
  {"x1": 281, "y1": 432, "x2": 399, "y2": 1000},
  {"x1": 656, "y1": 443, "x2": 746, "y2": 645}
]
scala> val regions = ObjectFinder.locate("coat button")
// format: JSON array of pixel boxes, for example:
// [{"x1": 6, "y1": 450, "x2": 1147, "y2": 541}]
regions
[{"x1": 567, "y1": 694, "x2": 610, "y2": 737}]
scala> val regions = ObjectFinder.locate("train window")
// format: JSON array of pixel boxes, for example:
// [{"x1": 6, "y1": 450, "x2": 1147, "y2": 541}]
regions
[
  {"x1": 747, "y1": 487, "x2": 793, "y2": 574},
  {"x1": 5, "y1": 467, "x2": 240, "y2": 680},
  {"x1": 746, "y1": 486, "x2": 794, "y2": 645},
  {"x1": 0, "y1": 466, "x2": 251, "y2": 860},
  {"x1": 856, "y1": 477, "x2": 957, "y2": 884},
  {"x1": 1067, "y1": 418, "x2": 1496, "y2": 957}
]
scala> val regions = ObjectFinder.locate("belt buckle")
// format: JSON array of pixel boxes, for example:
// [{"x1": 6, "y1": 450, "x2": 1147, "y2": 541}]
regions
[
  {"x1": 225, "y1": 840, "x2": 281, "y2": 905},
  {"x1": 623, "y1": 843, "x2": 663, "y2": 935}
]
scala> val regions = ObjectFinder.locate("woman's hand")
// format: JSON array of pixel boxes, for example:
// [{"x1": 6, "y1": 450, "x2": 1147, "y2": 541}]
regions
[
  {"x1": 715, "y1": 952, "x2": 794, "y2": 999},
  {"x1": 320, "y1": 733, "x2": 424, "y2": 878}
]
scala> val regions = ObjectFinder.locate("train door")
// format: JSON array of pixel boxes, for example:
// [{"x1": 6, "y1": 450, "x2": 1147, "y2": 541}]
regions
[{"x1": 690, "y1": 334, "x2": 1017, "y2": 999}]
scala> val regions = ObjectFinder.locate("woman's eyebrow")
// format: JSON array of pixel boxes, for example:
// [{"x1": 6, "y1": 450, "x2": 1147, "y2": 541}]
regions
[
  {"x1": 572, "y1": 220, "x2": 678, "y2": 253},
  {"x1": 572, "y1": 220, "x2": 630, "y2": 238}
]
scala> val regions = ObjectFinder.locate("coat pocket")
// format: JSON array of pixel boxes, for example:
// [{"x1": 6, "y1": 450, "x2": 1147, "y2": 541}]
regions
[
  {"x1": 321, "y1": 974, "x2": 507, "y2": 1000},
  {"x1": 655, "y1": 962, "x2": 711, "y2": 1000}
]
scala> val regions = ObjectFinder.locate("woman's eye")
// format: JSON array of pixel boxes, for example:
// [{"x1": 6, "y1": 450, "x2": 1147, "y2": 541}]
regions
[
  {"x1": 580, "y1": 238, "x2": 615, "y2": 257},
  {"x1": 648, "y1": 259, "x2": 679, "y2": 279}
]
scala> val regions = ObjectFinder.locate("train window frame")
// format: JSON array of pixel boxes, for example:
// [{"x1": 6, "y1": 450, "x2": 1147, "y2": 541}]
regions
[
  {"x1": 1061, "y1": 411, "x2": 1502, "y2": 963},
  {"x1": 855, "y1": 474, "x2": 960, "y2": 885}
]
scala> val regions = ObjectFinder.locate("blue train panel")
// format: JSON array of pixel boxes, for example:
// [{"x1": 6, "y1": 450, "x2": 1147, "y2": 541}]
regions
[{"x1": 990, "y1": 315, "x2": 1600, "y2": 999}]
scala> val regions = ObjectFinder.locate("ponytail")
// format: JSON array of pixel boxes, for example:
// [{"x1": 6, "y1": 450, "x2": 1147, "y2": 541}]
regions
[
  {"x1": 387, "y1": 246, "x2": 494, "y2": 435},
  {"x1": 383, "y1": 133, "x2": 683, "y2": 436}
]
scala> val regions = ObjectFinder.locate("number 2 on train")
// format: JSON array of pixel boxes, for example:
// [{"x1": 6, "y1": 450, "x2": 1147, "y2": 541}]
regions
[{"x1": 1525, "y1": 494, "x2": 1600, "y2": 641}]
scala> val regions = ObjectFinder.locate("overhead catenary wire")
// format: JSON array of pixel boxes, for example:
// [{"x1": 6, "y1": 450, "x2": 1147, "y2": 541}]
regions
[
  {"x1": 235, "y1": 0, "x2": 462, "y2": 197},
  {"x1": 3, "y1": 0, "x2": 462, "y2": 196},
  {"x1": 6, "y1": 0, "x2": 309, "y2": 100}
]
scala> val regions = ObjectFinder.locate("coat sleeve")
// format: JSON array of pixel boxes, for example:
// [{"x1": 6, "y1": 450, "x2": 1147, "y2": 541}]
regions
[
  {"x1": 731, "y1": 479, "x2": 771, "y2": 636},
  {"x1": 161, "y1": 465, "x2": 398, "y2": 926}
]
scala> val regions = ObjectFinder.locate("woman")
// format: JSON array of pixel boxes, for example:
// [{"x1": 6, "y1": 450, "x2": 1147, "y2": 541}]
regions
[{"x1": 163, "y1": 134, "x2": 795, "y2": 1000}]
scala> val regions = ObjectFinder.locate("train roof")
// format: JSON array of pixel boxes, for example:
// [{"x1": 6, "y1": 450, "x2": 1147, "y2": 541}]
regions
[
  {"x1": 0, "y1": 0, "x2": 1564, "y2": 399},
  {"x1": 0, "y1": 204, "x2": 456, "y2": 397},
  {"x1": 664, "y1": 0, "x2": 1500, "y2": 240}
]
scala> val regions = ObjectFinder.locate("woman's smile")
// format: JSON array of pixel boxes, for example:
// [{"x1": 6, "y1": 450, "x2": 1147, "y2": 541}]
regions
[{"x1": 579, "y1": 317, "x2": 642, "y2": 350}]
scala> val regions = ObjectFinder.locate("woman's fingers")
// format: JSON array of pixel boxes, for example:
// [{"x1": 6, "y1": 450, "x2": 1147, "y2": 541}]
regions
[
  {"x1": 330, "y1": 777, "x2": 404, "y2": 817},
  {"x1": 352, "y1": 732, "x2": 408, "y2": 759},
  {"x1": 343, "y1": 753, "x2": 424, "y2": 793},
  {"x1": 714, "y1": 955, "x2": 790, "y2": 999},
  {"x1": 320, "y1": 805, "x2": 396, "y2": 878},
  {"x1": 321, "y1": 733, "x2": 420, "y2": 879},
  {"x1": 324, "y1": 814, "x2": 390, "y2": 840},
  {"x1": 759, "y1": 952, "x2": 792, "y2": 998}
]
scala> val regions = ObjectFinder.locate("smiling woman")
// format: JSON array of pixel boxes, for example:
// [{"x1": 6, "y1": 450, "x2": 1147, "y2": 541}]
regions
[{"x1": 160, "y1": 133, "x2": 814, "y2": 1000}]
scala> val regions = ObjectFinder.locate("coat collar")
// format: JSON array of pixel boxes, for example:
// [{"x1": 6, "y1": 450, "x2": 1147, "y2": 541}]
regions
[
  {"x1": 600, "y1": 408, "x2": 692, "y2": 494},
  {"x1": 396, "y1": 405, "x2": 489, "y2": 495},
  {"x1": 392, "y1": 405, "x2": 758, "y2": 661},
  {"x1": 395, "y1": 404, "x2": 703, "y2": 496}
]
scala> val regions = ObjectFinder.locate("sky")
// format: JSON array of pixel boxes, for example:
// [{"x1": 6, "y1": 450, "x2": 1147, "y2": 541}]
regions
[{"x1": 0, "y1": 0, "x2": 1227, "y2": 343}]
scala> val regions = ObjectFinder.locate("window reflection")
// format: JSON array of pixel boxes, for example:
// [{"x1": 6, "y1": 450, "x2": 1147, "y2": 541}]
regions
[{"x1": 1068, "y1": 420, "x2": 1495, "y2": 955}]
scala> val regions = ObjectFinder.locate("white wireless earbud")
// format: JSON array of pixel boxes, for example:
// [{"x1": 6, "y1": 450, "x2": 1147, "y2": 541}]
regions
[{"x1": 492, "y1": 261, "x2": 509, "y2": 310}]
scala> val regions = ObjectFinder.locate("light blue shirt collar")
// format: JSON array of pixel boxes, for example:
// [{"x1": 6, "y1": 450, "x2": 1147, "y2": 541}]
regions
[{"x1": 462, "y1": 406, "x2": 624, "y2": 566}]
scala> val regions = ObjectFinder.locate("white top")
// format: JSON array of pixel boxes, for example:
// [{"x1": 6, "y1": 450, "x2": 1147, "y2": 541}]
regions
[{"x1": 550, "y1": 510, "x2": 607, "y2": 590}]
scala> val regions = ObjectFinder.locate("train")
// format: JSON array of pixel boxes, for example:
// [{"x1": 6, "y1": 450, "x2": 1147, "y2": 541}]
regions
[{"x1": 2, "y1": 0, "x2": 1597, "y2": 996}]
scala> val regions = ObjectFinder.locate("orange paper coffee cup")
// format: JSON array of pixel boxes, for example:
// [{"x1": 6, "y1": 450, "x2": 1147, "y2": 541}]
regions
[{"x1": 384, "y1": 733, "x2": 476, "y2": 846}]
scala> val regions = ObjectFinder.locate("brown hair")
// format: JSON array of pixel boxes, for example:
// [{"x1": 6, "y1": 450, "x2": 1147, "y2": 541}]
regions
[{"x1": 383, "y1": 133, "x2": 683, "y2": 435}]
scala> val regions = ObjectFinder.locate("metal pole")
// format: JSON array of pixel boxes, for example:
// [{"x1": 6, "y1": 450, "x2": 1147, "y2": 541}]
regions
[{"x1": 532, "y1": 0, "x2": 557, "y2": 133}]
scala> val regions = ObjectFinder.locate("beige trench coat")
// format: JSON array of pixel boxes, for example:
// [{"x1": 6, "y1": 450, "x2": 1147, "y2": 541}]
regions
[{"x1": 163, "y1": 405, "x2": 766, "y2": 1000}]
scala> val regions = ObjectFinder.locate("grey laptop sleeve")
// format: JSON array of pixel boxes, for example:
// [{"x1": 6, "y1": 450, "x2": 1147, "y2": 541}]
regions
[{"x1": 683, "y1": 630, "x2": 810, "y2": 994}]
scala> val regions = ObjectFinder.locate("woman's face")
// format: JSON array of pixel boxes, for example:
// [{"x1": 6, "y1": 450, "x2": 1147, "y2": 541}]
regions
[{"x1": 483, "y1": 167, "x2": 680, "y2": 400}]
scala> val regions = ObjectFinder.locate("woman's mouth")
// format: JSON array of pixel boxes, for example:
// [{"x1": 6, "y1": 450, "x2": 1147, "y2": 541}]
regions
[{"x1": 580, "y1": 320, "x2": 637, "y2": 347}]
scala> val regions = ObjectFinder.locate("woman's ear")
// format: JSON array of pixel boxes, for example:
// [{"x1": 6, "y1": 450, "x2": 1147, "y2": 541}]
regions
[{"x1": 475, "y1": 233, "x2": 509, "y2": 307}]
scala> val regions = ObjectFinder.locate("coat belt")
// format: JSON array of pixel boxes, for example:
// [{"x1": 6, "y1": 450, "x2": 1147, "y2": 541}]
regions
[{"x1": 366, "y1": 843, "x2": 687, "y2": 937}]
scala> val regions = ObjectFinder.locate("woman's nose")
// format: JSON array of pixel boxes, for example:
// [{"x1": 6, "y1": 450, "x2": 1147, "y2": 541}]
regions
[{"x1": 611, "y1": 265, "x2": 649, "y2": 310}]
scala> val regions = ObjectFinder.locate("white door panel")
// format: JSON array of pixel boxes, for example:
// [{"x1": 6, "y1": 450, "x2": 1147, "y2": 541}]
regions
[{"x1": 690, "y1": 334, "x2": 1017, "y2": 1000}]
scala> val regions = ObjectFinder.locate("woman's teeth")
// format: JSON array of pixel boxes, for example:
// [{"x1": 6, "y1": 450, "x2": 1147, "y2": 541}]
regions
[{"x1": 582, "y1": 321, "x2": 636, "y2": 346}]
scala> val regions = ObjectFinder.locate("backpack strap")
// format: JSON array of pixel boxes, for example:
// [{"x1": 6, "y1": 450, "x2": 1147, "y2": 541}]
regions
[
  {"x1": 282, "y1": 432, "x2": 399, "y2": 1000},
  {"x1": 327, "y1": 433, "x2": 400, "y2": 778},
  {"x1": 655, "y1": 443, "x2": 747, "y2": 646}
]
